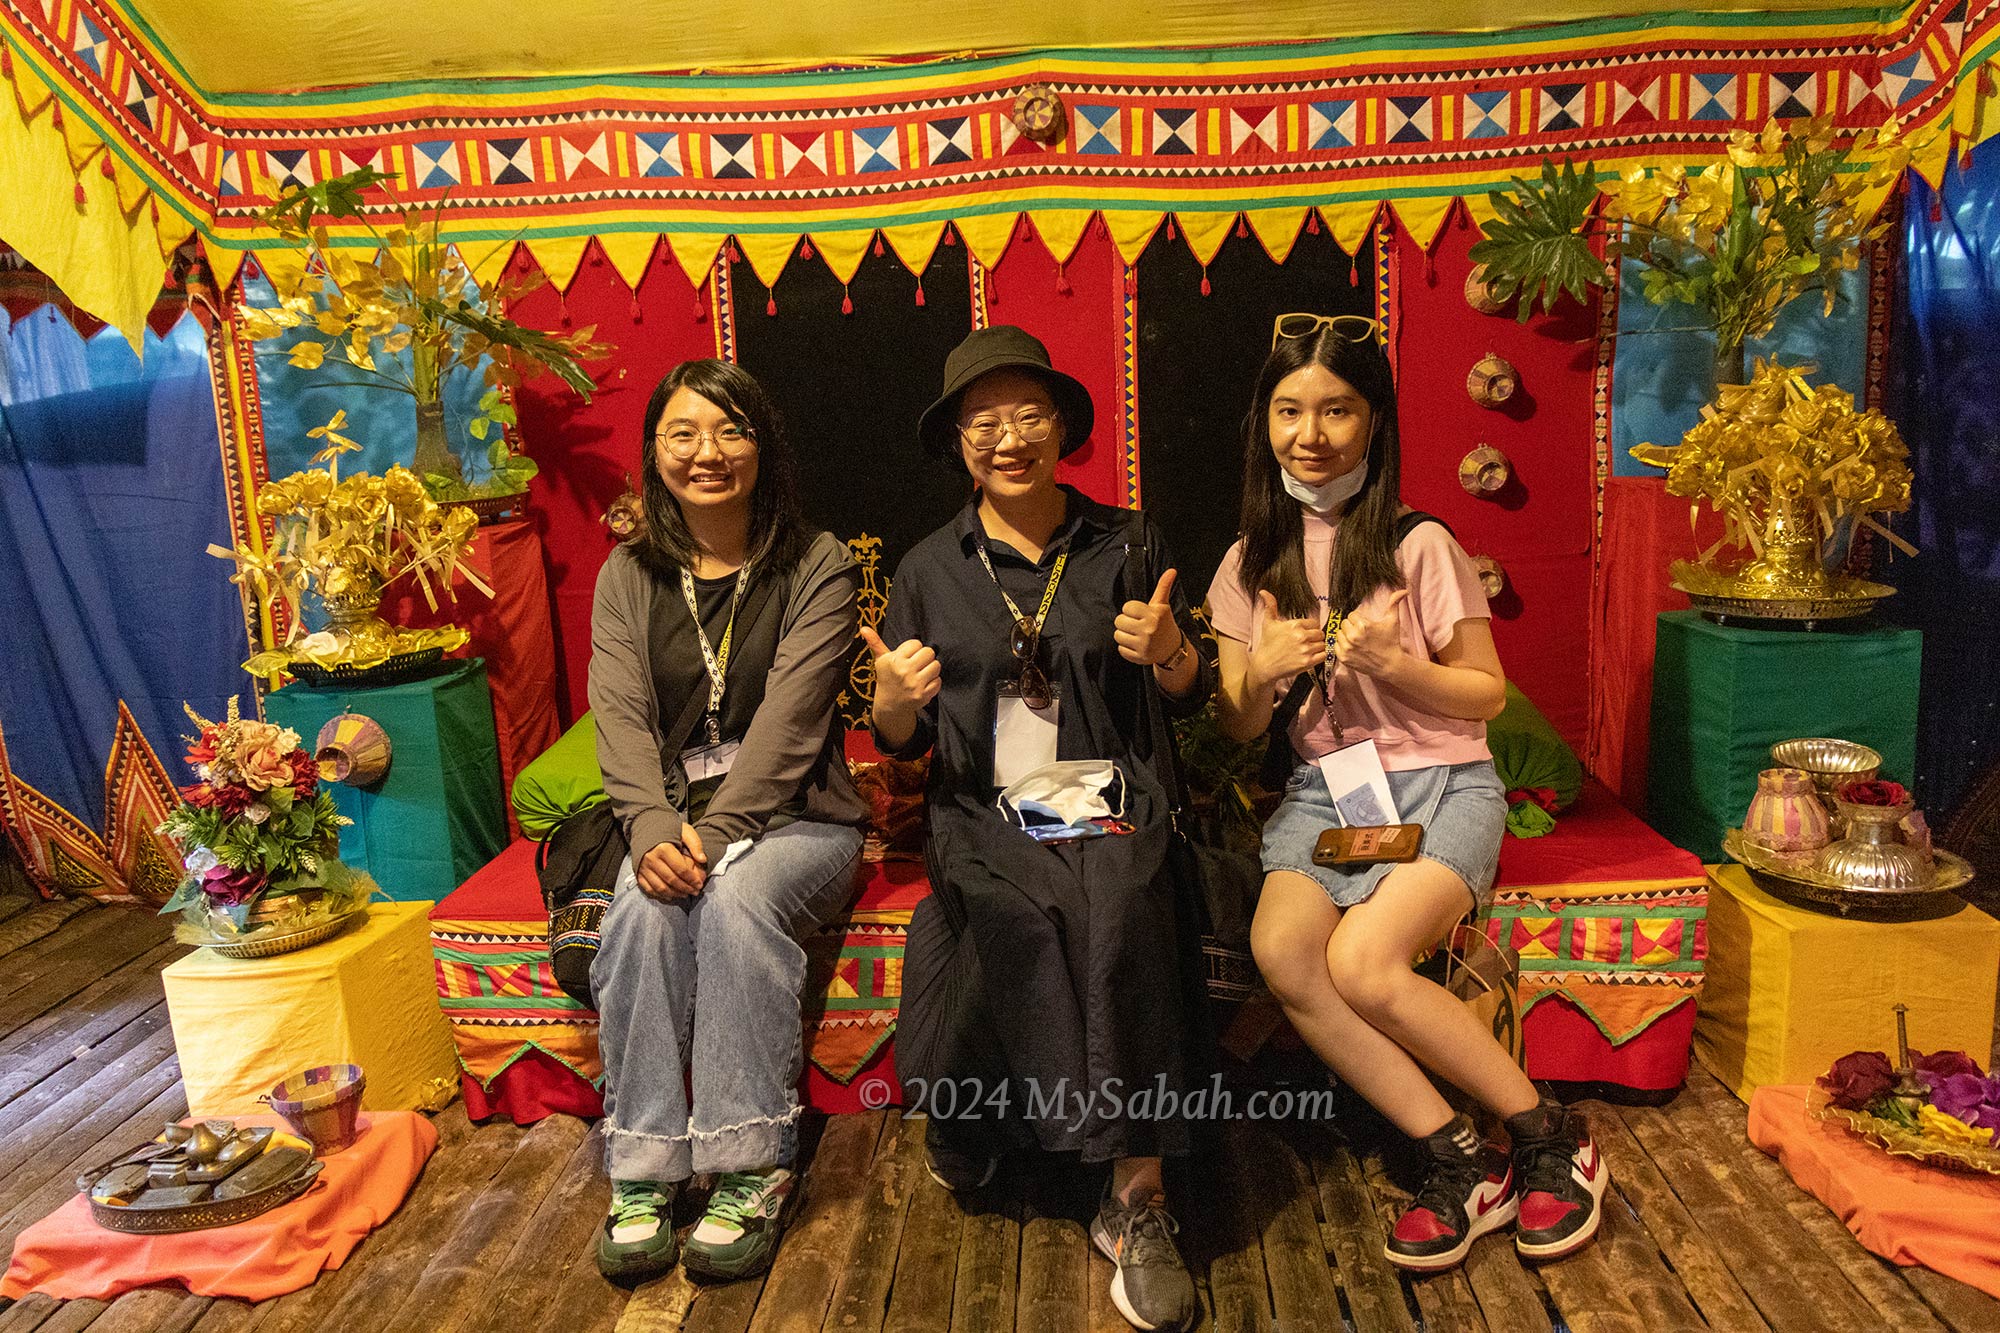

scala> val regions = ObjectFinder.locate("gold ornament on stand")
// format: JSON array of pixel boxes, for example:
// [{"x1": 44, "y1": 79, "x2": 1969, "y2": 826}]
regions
[
  {"x1": 211, "y1": 413, "x2": 492, "y2": 683},
  {"x1": 1629, "y1": 360, "x2": 1916, "y2": 623}
]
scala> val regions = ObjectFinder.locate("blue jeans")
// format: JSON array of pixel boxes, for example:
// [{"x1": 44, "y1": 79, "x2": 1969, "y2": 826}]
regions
[{"x1": 595, "y1": 819, "x2": 862, "y2": 1183}]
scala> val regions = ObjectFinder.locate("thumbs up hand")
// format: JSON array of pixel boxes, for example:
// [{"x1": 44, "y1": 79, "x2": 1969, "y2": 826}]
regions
[
  {"x1": 1114, "y1": 569, "x2": 1187, "y2": 666},
  {"x1": 1246, "y1": 588, "x2": 1329, "y2": 693},
  {"x1": 1333, "y1": 589, "x2": 1410, "y2": 679},
  {"x1": 859, "y1": 624, "x2": 942, "y2": 717}
]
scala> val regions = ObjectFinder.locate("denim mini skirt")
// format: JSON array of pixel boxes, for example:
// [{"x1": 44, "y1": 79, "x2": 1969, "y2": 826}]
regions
[{"x1": 1260, "y1": 758, "x2": 1507, "y2": 911}]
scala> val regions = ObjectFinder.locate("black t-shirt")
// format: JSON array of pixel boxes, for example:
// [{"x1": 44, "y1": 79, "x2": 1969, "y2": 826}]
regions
[{"x1": 646, "y1": 568, "x2": 788, "y2": 824}]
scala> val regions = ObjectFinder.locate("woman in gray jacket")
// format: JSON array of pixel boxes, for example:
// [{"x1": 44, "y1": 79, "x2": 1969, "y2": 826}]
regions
[{"x1": 588, "y1": 359, "x2": 867, "y2": 1284}]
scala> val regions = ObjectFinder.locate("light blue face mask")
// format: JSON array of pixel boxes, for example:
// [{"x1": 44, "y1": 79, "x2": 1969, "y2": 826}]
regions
[{"x1": 1282, "y1": 456, "x2": 1369, "y2": 514}]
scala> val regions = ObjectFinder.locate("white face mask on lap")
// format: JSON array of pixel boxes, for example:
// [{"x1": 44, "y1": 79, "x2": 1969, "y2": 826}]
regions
[{"x1": 1282, "y1": 457, "x2": 1369, "y2": 514}]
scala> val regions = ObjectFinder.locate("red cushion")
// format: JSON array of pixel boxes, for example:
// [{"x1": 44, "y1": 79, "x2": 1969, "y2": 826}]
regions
[
  {"x1": 429, "y1": 835, "x2": 543, "y2": 923},
  {"x1": 1495, "y1": 779, "x2": 1701, "y2": 890}
]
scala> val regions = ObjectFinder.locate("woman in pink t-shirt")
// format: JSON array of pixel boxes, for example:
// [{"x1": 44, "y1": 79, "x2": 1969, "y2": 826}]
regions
[{"x1": 1206, "y1": 315, "x2": 1606, "y2": 1274}]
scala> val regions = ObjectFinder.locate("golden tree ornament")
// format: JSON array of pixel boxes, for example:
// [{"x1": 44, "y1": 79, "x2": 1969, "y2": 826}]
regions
[
  {"x1": 1630, "y1": 359, "x2": 1917, "y2": 616},
  {"x1": 213, "y1": 415, "x2": 494, "y2": 679},
  {"x1": 239, "y1": 169, "x2": 611, "y2": 497}
]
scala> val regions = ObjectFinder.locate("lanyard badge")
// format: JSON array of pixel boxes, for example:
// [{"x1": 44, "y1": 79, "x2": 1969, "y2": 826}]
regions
[
  {"x1": 1314, "y1": 602, "x2": 1346, "y2": 744},
  {"x1": 680, "y1": 566, "x2": 749, "y2": 747}
]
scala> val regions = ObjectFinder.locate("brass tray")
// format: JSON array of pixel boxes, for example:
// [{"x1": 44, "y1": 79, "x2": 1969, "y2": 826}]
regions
[
  {"x1": 205, "y1": 905, "x2": 366, "y2": 959},
  {"x1": 78, "y1": 1154, "x2": 323, "y2": 1234},
  {"x1": 1674, "y1": 568, "x2": 1895, "y2": 628},
  {"x1": 1808, "y1": 1095, "x2": 2000, "y2": 1176},
  {"x1": 1724, "y1": 829, "x2": 1973, "y2": 919}
]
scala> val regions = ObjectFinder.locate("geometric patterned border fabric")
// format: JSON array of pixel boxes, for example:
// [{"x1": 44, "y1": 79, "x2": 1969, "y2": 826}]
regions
[
  {"x1": 3, "y1": 1, "x2": 1996, "y2": 342},
  {"x1": 430, "y1": 882, "x2": 917, "y2": 1088},
  {"x1": 1483, "y1": 878, "x2": 1708, "y2": 1045}
]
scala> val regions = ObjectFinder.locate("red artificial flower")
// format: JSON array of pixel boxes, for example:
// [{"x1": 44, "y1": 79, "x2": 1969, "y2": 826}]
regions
[
  {"x1": 184, "y1": 727, "x2": 219, "y2": 766},
  {"x1": 1816, "y1": 1050, "x2": 1896, "y2": 1110},
  {"x1": 288, "y1": 748, "x2": 318, "y2": 799},
  {"x1": 210, "y1": 783, "x2": 253, "y2": 817},
  {"x1": 1914, "y1": 1050, "x2": 1985, "y2": 1085},
  {"x1": 200, "y1": 862, "x2": 267, "y2": 907},
  {"x1": 1838, "y1": 779, "x2": 1912, "y2": 807},
  {"x1": 178, "y1": 781, "x2": 216, "y2": 809}
]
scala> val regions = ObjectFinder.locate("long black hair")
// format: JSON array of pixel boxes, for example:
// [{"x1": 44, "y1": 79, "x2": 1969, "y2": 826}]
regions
[
  {"x1": 636, "y1": 359, "x2": 809, "y2": 580},
  {"x1": 1235, "y1": 327, "x2": 1404, "y2": 620}
]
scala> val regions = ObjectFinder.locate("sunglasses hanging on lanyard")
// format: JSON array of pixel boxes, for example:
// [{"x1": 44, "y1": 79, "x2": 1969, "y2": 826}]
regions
[{"x1": 975, "y1": 535, "x2": 1070, "y2": 789}]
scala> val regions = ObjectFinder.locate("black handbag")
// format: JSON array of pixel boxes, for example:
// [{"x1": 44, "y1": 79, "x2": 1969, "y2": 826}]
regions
[
  {"x1": 536, "y1": 567, "x2": 784, "y2": 1006},
  {"x1": 1120, "y1": 513, "x2": 1262, "y2": 1001}
]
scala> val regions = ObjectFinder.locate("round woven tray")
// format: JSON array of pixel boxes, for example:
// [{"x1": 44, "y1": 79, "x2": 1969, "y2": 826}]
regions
[
  {"x1": 206, "y1": 906, "x2": 366, "y2": 959},
  {"x1": 82, "y1": 1157, "x2": 323, "y2": 1234},
  {"x1": 290, "y1": 648, "x2": 444, "y2": 690}
]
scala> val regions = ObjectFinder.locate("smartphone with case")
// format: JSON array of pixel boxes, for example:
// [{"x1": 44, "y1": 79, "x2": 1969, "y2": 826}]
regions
[{"x1": 1312, "y1": 823, "x2": 1424, "y2": 866}]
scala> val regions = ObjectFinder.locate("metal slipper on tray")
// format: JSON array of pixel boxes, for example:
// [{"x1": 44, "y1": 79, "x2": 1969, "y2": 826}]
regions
[{"x1": 76, "y1": 1119, "x2": 323, "y2": 1234}]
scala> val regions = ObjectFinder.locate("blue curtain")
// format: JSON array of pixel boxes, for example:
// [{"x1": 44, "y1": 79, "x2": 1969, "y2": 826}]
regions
[
  {"x1": 1612, "y1": 262, "x2": 1865, "y2": 477},
  {"x1": 1890, "y1": 148, "x2": 2000, "y2": 816},
  {"x1": 0, "y1": 306, "x2": 240, "y2": 824},
  {"x1": 241, "y1": 273, "x2": 488, "y2": 482}
]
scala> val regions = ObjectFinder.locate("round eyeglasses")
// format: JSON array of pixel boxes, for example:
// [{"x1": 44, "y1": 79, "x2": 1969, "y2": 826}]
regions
[
  {"x1": 657, "y1": 424, "x2": 756, "y2": 460},
  {"x1": 958, "y1": 410, "x2": 1056, "y2": 453}
]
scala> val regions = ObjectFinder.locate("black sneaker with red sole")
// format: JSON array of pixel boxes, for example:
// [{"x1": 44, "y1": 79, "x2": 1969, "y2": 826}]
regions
[
  {"x1": 1385, "y1": 1127, "x2": 1518, "y2": 1273},
  {"x1": 1507, "y1": 1102, "x2": 1608, "y2": 1261}
]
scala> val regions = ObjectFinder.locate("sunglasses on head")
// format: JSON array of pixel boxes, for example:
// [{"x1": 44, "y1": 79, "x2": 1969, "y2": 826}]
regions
[
  {"x1": 1009, "y1": 617, "x2": 1054, "y2": 711},
  {"x1": 1271, "y1": 312, "x2": 1385, "y2": 350}
]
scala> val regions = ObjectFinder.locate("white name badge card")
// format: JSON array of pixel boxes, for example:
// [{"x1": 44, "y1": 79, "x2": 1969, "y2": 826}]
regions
[
  {"x1": 993, "y1": 686, "x2": 1060, "y2": 789},
  {"x1": 680, "y1": 740, "x2": 741, "y2": 784},
  {"x1": 1317, "y1": 739, "x2": 1401, "y2": 828}
]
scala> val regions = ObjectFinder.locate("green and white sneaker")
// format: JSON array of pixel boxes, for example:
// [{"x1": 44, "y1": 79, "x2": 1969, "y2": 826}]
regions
[
  {"x1": 681, "y1": 1167, "x2": 796, "y2": 1280},
  {"x1": 596, "y1": 1179, "x2": 679, "y2": 1282}
]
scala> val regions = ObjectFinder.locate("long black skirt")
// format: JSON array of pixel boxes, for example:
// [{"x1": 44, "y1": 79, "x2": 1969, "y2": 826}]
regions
[{"x1": 895, "y1": 789, "x2": 1209, "y2": 1163}]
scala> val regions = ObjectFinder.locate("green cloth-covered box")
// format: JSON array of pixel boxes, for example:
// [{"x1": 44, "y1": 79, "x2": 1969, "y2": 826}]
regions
[
  {"x1": 266, "y1": 659, "x2": 507, "y2": 901},
  {"x1": 1647, "y1": 611, "x2": 1921, "y2": 861}
]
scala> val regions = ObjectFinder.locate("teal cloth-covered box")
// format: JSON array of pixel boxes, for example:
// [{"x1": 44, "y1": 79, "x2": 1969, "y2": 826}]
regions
[
  {"x1": 1647, "y1": 612, "x2": 1922, "y2": 861},
  {"x1": 266, "y1": 659, "x2": 507, "y2": 902}
]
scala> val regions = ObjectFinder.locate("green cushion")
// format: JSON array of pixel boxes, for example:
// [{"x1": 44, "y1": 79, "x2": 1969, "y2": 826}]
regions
[
  {"x1": 513, "y1": 711, "x2": 606, "y2": 840},
  {"x1": 1488, "y1": 684, "x2": 1584, "y2": 837}
]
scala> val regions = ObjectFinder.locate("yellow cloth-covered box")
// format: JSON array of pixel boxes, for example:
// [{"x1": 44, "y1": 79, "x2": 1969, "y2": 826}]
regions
[
  {"x1": 1695, "y1": 864, "x2": 2000, "y2": 1102},
  {"x1": 164, "y1": 900, "x2": 460, "y2": 1117}
]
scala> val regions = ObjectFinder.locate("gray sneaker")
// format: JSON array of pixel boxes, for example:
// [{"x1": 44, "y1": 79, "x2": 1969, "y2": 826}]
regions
[{"x1": 1089, "y1": 1189, "x2": 1196, "y2": 1332}]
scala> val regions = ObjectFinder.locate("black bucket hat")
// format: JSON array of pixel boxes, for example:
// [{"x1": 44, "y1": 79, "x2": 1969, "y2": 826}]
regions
[{"x1": 918, "y1": 325, "x2": 1094, "y2": 459}]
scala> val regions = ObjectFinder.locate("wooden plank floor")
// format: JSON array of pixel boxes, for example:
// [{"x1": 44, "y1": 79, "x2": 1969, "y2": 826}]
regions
[{"x1": 0, "y1": 894, "x2": 1996, "y2": 1333}]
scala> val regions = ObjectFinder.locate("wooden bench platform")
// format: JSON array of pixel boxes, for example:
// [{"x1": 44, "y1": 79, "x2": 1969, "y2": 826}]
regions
[{"x1": 0, "y1": 894, "x2": 1994, "y2": 1333}]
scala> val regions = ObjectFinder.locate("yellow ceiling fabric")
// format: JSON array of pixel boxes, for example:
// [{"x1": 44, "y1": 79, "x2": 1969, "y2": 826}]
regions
[
  {"x1": 3, "y1": 1, "x2": 1999, "y2": 346},
  {"x1": 0, "y1": 57, "x2": 167, "y2": 351},
  {"x1": 121, "y1": 0, "x2": 1842, "y2": 92}
]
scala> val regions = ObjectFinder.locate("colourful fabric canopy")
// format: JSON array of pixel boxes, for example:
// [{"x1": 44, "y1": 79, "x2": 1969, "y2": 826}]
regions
[{"x1": 2, "y1": 1, "x2": 1996, "y2": 346}]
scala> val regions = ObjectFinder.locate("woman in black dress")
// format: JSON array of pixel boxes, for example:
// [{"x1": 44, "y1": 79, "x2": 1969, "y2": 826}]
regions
[{"x1": 861, "y1": 326, "x2": 1213, "y2": 1333}]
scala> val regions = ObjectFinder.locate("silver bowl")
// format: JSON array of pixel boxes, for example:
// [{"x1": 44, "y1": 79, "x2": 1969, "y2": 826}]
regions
[{"x1": 1770, "y1": 738, "x2": 1882, "y2": 800}]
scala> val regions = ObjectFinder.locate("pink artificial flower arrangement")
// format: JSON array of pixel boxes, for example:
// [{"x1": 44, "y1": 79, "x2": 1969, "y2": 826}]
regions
[{"x1": 157, "y1": 698, "x2": 348, "y2": 921}]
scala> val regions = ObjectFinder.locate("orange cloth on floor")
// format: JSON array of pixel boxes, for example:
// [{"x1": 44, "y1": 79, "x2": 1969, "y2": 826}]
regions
[
  {"x1": 0, "y1": 1112, "x2": 436, "y2": 1302},
  {"x1": 1748, "y1": 1084, "x2": 2000, "y2": 1299}
]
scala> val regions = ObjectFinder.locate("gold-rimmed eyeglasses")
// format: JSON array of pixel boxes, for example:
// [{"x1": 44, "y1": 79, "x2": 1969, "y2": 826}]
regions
[
  {"x1": 657, "y1": 423, "x2": 757, "y2": 460},
  {"x1": 1271, "y1": 312, "x2": 1385, "y2": 350},
  {"x1": 958, "y1": 409, "x2": 1057, "y2": 453}
]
